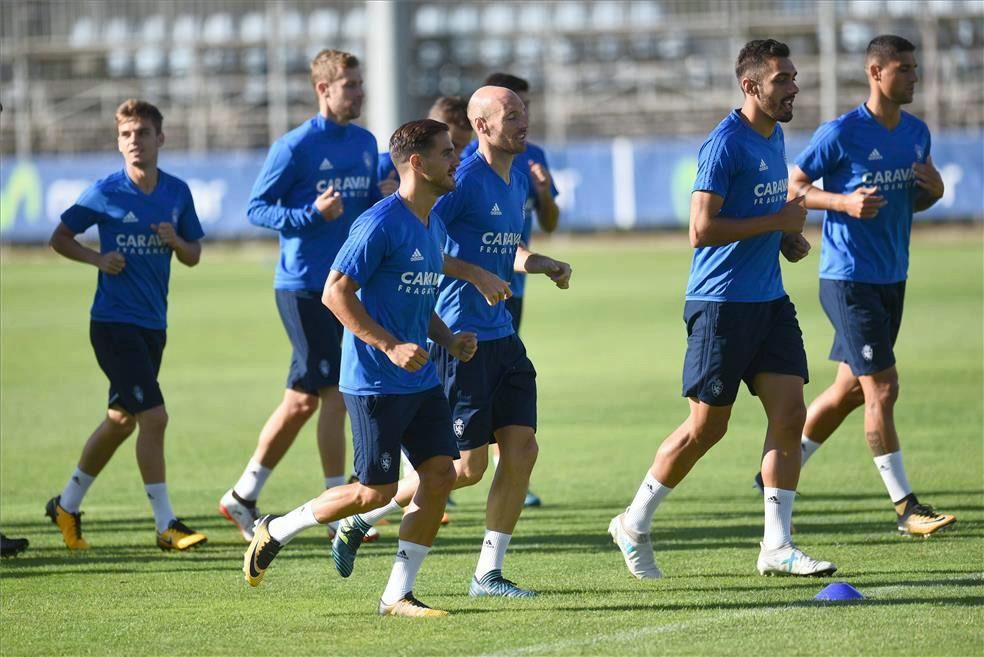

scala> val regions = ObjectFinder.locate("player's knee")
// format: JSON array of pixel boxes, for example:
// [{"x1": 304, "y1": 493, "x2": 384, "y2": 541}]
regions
[
  {"x1": 769, "y1": 403, "x2": 807, "y2": 438},
  {"x1": 456, "y1": 459, "x2": 488, "y2": 487},
  {"x1": 690, "y1": 418, "x2": 728, "y2": 447},
  {"x1": 107, "y1": 409, "x2": 137, "y2": 437},
  {"x1": 843, "y1": 385, "x2": 865, "y2": 409},
  {"x1": 867, "y1": 376, "x2": 899, "y2": 409},
  {"x1": 137, "y1": 406, "x2": 168, "y2": 433},
  {"x1": 284, "y1": 391, "x2": 319, "y2": 420},
  {"x1": 421, "y1": 460, "x2": 457, "y2": 496},
  {"x1": 359, "y1": 484, "x2": 396, "y2": 511}
]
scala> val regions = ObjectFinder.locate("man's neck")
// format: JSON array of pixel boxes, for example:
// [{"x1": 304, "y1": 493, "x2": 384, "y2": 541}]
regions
[
  {"x1": 126, "y1": 164, "x2": 158, "y2": 194},
  {"x1": 477, "y1": 141, "x2": 514, "y2": 183},
  {"x1": 320, "y1": 106, "x2": 349, "y2": 127},
  {"x1": 737, "y1": 101, "x2": 777, "y2": 139},
  {"x1": 865, "y1": 92, "x2": 902, "y2": 130},
  {"x1": 397, "y1": 181, "x2": 439, "y2": 225}
]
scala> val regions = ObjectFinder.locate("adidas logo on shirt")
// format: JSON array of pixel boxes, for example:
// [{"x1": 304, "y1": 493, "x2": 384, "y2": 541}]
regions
[
  {"x1": 319, "y1": 158, "x2": 334, "y2": 170},
  {"x1": 759, "y1": 159, "x2": 769, "y2": 171},
  {"x1": 490, "y1": 203, "x2": 502, "y2": 216},
  {"x1": 410, "y1": 248, "x2": 424, "y2": 262},
  {"x1": 122, "y1": 211, "x2": 139, "y2": 223},
  {"x1": 868, "y1": 148, "x2": 883, "y2": 161}
]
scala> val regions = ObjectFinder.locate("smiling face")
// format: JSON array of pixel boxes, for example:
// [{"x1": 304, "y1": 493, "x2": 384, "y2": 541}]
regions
[
  {"x1": 477, "y1": 91, "x2": 528, "y2": 155},
  {"x1": 117, "y1": 117, "x2": 163, "y2": 170},
  {"x1": 749, "y1": 56, "x2": 799, "y2": 123}
]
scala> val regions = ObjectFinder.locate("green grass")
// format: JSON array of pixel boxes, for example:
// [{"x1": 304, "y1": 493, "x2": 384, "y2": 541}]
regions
[{"x1": 1, "y1": 231, "x2": 982, "y2": 657}]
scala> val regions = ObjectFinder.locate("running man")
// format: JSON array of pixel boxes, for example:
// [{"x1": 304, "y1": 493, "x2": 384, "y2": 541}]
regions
[
  {"x1": 46, "y1": 99, "x2": 207, "y2": 551},
  {"x1": 219, "y1": 49, "x2": 382, "y2": 542},
  {"x1": 243, "y1": 119, "x2": 476, "y2": 617},
  {"x1": 752, "y1": 35, "x2": 953, "y2": 537},
  {"x1": 609, "y1": 40, "x2": 837, "y2": 579},
  {"x1": 331, "y1": 86, "x2": 572, "y2": 598},
  {"x1": 464, "y1": 72, "x2": 560, "y2": 508}
]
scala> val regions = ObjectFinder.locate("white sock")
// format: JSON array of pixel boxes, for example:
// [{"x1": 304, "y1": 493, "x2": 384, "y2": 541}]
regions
[
  {"x1": 324, "y1": 475, "x2": 346, "y2": 489},
  {"x1": 268, "y1": 501, "x2": 319, "y2": 544},
  {"x1": 873, "y1": 451, "x2": 912, "y2": 504},
  {"x1": 144, "y1": 483, "x2": 175, "y2": 533},
  {"x1": 360, "y1": 498, "x2": 403, "y2": 526},
  {"x1": 59, "y1": 467, "x2": 95, "y2": 513},
  {"x1": 800, "y1": 436, "x2": 823, "y2": 466},
  {"x1": 233, "y1": 459, "x2": 272, "y2": 501},
  {"x1": 762, "y1": 487, "x2": 795, "y2": 550},
  {"x1": 381, "y1": 540, "x2": 430, "y2": 605},
  {"x1": 623, "y1": 473, "x2": 673, "y2": 535},
  {"x1": 475, "y1": 529, "x2": 511, "y2": 578}
]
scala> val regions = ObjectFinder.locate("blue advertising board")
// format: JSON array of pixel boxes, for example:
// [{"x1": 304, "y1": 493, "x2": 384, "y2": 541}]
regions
[{"x1": 2, "y1": 132, "x2": 981, "y2": 243}]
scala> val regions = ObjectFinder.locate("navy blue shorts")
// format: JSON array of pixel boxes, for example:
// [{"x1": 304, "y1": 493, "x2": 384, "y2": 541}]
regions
[
  {"x1": 275, "y1": 289, "x2": 343, "y2": 394},
  {"x1": 819, "y1": 279, "x2": 905, "y2": 376},
  {"x1": 344, "y1": 385, "x2": 459, "y2": 485},
  {"x1": 90, "y1": 321, "x2": 166, "y2": 414},
  {"x1": 681, "y1": 296, "x2": 809, "y2": 406},
  {"x1": 431, "y1": 333, "x2": 537, "y2": 451},
  {"x1": 505, "y1": 296, "x2": 524, "y2": 333}
]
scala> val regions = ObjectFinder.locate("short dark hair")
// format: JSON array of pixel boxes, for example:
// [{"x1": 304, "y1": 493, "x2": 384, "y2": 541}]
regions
[
  {"x1": 389, "y1": 119, "x2": 449, "y2": 165},
  {"x1": 115, "y1": 99, "x2": 163, "y2": 134},
  {"x1": 866, "y1": 35, "x2": 916, "y2": 64},
  {"x1": 735, "y1": 39, "x2": 791, "y2": 82},
  {"x1": 427, "y1": 96, "x2": 470, "y2": 132},
  {"x1": 482, "y1": 72, "x2": 530, "y2": 93}
]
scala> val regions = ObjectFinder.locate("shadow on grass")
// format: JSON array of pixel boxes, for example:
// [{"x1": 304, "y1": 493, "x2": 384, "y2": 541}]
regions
[{"x1": 549, "y1": 593, "x2": 984, "y2": 613}]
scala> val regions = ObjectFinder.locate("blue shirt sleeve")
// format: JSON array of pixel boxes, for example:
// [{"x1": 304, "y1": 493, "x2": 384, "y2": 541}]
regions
[
  {"x1": 247, "y1": 139, "x2": 319, "y2": 235},
  {"x1": 60, "y1": 184, "x2": 104, "y2": 234},
  {"x1": 176, "y1": 182, "x2": 205, "y2": 242},
  {"x1": 794, "y1": 121, "x2": 844, "y2": 181},
  {"x1": 332, "y1": 215, "x2": 388, "y2": 288},
  {"x1": 692, "y1": 135, "x2": 737, "y2": 199}
]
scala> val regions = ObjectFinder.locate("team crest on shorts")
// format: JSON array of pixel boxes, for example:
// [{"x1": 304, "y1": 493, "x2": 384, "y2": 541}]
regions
[
  {"x1": 319, "y1": 359, "x2": 331, "y2": 377},
  {"x1": 862, "y1": 344, "x2": 874, "y2": 362},
  {"x1": 380, "y1": 452, "x2": 392, "y2": 472},
  {"x1": 709, "y1": 377, "x2": 724, "y2": 398},
  {"x1": 133, "y1": 385, "x2": 144, "y2": 403},
  {"x1": 453, "y1": 418, "x2": 465, "y2": 437}
]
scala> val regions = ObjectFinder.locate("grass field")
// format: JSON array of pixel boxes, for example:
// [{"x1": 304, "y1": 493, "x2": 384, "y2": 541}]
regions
[{"x1": 1, "y1": 230, "x2": 982, "y2": 657}]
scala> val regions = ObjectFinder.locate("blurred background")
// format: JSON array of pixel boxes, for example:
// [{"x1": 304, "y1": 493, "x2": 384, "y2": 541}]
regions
[{"x1": 2, "y1": 0, "x2": 983, "y2": 240}]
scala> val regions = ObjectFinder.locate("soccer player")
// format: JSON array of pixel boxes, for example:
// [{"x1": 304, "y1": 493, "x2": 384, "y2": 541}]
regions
[
  {"x1": 752, "y1": 35, "x2": 953, "y2": 536},
  {"x1": 243, "y1": 119, "x2": 477, "y2": 617},
  {"x1": 46, "y1": 99, "x2": 207, "y2": 551},
  {"x1": 463, "y1": 72, "x2": 560, "y2": 508},
  {"x1": 219, "y1": 50, "x2": 382, "y2": 542},
  {"x1": 331, "y1": 86, "x2": 572, "y2": 598},
  {"x1": 378, "y1": 96, "x2": 474, "y2": 193},
  {"x1": 609, "y1": 40, "x2": 837, "y2": 579}
]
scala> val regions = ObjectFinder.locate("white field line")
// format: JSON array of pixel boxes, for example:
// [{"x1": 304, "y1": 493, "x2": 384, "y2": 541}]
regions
[{"x1": 471, "y1": 573, "x2": 984, "y2": 657}]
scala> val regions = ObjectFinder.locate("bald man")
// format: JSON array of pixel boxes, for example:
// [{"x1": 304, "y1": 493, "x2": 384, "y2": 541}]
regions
[{"x1": 331, "y1": 87, "x2": 572, "y2": 599}]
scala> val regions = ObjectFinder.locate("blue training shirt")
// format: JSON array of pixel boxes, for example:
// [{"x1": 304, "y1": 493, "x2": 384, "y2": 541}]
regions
[
  {"x1": 433, "y1": 152, "x2": 528, "y2": 341},
  {"x1": 333, "y1": 195, "x2": 447, "y2": 395},
  {"x1": 248, "y1": 115, "x2": 381, "y2": 291},
  {"x1": 462, "y1": 140, "x2": 559, "y2": 298},
  {"x1": 687, "y1": 110, "x2": 789, "y2": 303},
  {"x1": 795, "y1": 103, "x2": 930, "y2": 284},
  {"x1": 377, "y1": 152, "x2": 398, "y2": 186},
  {"x1": 61, "y1": 168, "x2": 204, "y2": 330}
]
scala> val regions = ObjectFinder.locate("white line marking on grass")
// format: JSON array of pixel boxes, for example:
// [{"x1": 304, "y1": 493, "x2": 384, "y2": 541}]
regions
[{"x1": 471, "y1": 573, "x2": 984, "y2": 657}]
